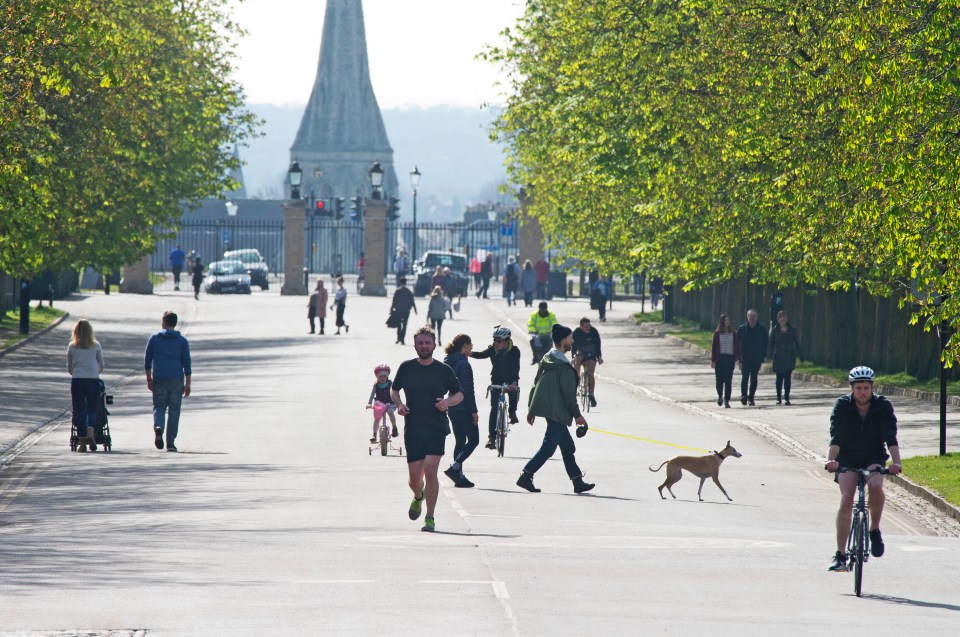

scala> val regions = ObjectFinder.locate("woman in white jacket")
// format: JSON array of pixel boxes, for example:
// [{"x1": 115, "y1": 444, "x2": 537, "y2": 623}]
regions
[{"x1": 67, "y1": 319, "x2": 105, "y2": 452}]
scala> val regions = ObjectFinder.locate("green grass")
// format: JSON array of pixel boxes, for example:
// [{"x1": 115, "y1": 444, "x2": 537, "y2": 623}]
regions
[
  {"x1": 0, "y1": 306, "x2": 66, "y2": 350},
  {"x1": 901, "y1": 454, "x2": 960, "y2": 507}
]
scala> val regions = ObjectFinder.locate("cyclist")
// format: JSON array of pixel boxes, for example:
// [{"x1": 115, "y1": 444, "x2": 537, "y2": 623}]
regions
[
  {"x1": 572, "y1": 317, "x2": 603, "y2": 407},
  {"x1": 527, "y1": 301, "x2": 558, "y2": 365},
  {"x1": 824, "y1": 366, "x2": 901, "y2": 572},
  {"x1": 366, "y1": 363, "x2": 398, "y2": 442},
  {"x1": 470, "y1": 325, "x2": 520, "y2": 450}
]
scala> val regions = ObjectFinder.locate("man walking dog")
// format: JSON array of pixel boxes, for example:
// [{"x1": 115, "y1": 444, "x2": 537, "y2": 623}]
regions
[{"x1": 517, "y1": 323, "x2": 594, "y2": 494}]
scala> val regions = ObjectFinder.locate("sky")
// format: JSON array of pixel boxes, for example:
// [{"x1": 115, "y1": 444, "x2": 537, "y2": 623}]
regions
[{"x1": 229, "y1": 0, "x2": 525, "y2": 108}]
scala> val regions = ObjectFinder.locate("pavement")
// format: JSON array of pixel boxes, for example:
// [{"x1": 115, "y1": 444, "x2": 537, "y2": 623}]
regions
[{"x1": 1, "y1": 281, "x2": 959, "y2": 635}]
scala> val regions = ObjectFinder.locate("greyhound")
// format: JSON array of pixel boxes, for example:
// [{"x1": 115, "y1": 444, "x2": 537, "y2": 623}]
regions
[{"x1": 649, "y1": 441, "x2": 742, "y2": 501}]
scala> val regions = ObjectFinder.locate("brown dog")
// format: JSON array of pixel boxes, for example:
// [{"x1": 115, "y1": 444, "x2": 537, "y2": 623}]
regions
[{"x1": 649, "y1": 441, "x2": 742, "y2": 501}]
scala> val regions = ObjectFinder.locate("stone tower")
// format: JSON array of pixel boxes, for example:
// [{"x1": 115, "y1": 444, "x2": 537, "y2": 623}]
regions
[{"x1": 290, "y1": 0, "x2": 399, "y2": 204}]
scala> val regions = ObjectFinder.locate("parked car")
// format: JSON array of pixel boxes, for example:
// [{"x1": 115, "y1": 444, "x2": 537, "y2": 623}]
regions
[
  {"x1": 203, "y1": 260, "x2": 252, "y2": 295},
  {"x1": 412, "y1": 251, "x2": 469, "y2": 297},
  {"x1": 223, "y1": 248, "x2": 269, "y2": 289}
]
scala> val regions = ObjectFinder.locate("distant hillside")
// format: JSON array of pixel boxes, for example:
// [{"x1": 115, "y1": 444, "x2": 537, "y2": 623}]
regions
[{"x1": 239, "y1": 103, "x2": 513, "y2": 220}]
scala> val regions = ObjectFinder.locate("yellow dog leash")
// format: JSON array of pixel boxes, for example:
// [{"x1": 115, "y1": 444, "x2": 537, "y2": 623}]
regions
[{"x1": 588, "y1": 428, "x2": 710, "y2": 453}]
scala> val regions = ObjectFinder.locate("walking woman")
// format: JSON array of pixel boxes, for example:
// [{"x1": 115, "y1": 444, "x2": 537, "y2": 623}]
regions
[
  {"x1": 521, "y1": 259, "x2": 537, "y2": 307},
  {"x1": 710, "y1": 313, "x2": 741, "y2": 408},
  {"x1": 67, "y1": 319, "x2": 105, "y2": 452},
  {"x1": 331, "y1": 276, "x2": 349, "y2": 335},
  {"x1": 442, "y1": 334, "x2": 479, "y2": 487},
  {"x1": 191, "y1": 257, "x2": 204, "y2": 299},
  {"x1": 768, "y1": 310, "x2": 803, "y2": 405},
  {"x1": 427, "y1": 285, "x2": 446, "y2": 344}
]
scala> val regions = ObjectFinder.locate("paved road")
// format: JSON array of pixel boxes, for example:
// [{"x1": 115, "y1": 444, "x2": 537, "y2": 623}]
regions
[{"x1": 0, "y1": 285, "x2": 958, "y2": 635}]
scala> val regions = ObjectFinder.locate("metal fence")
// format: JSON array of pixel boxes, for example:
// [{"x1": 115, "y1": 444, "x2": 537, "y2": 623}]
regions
[
  {"x1": 385, "y1": 219, "x2": 521, "y2": 276},
  {"x1": 306, "y1": 217, "x2": 366, "y2": 277}
]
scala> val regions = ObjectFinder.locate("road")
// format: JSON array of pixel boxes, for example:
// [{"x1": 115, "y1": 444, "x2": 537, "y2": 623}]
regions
[{"x1": 0, "y1": 284, "x2": 958, "y2": 636}]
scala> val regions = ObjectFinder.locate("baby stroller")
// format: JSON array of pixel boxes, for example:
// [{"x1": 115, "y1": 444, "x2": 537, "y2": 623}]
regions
[{"x1": 70, "y1": 379, "x2": 113, "y2": 452}]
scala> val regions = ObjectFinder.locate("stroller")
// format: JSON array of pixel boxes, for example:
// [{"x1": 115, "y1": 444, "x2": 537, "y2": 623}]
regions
[{"x1": 70, "y1": 379, "x2": 113, "y2": 452}]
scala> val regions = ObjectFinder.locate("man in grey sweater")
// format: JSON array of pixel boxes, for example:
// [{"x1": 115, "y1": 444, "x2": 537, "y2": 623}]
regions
[{"x1": 144, "y1": 311, "x2": 192, "y2": 452}]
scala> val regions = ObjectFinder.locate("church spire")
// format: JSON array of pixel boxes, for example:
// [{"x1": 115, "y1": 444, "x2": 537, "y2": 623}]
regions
[{"x1": 290, "y1": 0, "x2": 399, "y2": 202}]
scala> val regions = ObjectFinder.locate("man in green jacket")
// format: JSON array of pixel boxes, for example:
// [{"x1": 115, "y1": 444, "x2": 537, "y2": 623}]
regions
[{"x1": 517, "y1": 324, "x2": 595, "y2": 494}]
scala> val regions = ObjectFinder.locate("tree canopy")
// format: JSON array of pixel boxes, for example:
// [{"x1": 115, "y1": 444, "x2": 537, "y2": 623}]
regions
[
  {"x1": 0, "y1": 0, "x2": 259, "y2": 278},
  {"x1": 486, "y1": 0, "x2": 960, "y2": 354}
]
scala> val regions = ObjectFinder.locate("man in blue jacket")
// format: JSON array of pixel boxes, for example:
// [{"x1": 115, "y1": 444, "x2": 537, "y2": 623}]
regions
[{"x1": 144, "y1": 311, "x2": 192, "y2": 452}]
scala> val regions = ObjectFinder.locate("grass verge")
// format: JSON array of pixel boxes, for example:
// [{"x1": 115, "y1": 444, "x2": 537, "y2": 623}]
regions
[
  {"x1": 0, "y1": 306, "x2": 66, "y2": 350},
  {"x1": 901, "y1": 454, "x2": 960, "y2": 508}
]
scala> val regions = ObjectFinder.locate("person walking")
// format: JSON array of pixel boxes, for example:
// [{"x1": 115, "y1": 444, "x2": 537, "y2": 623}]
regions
[
  {"x1": 393, "y1": 249, "x2": 410, "y2": 288},
  {"x1": 521, "y1": 259, "x2": 537, "y2": 307},
  {"x1": 737, "y1": 309, "x2": 766, "y2": 405},
  {"x1": 390, "y1": 276, "x2": 418, "y2": 345},
  {"x1": 427, "y1": 285, "x2": 446, "y2": 344},
  {"x1": 477, "y1": 253, "x2": 493, "y2": 299},
  {"x1": 307, "y1": 279, "x2": 328, "y2": 335},
  {"x1": 191, "y1": 257, "x2": 204, "y2": 300},
  {"x1": 503, "y1": 256, "x2": 520, "y2": 306},
  {"x1": 391, "y1": 326, "x2": 464, "y2": 533},
  {"x1": 442, "y1": 333, "x2": 479, "y2": 488},
  {"x1": 442, "y1": 267, "x2": 458, "y2": 319},
  {"x1": 356, "y1": 252, "x2": 366, "y2": 293},
  {"x1": 169, "y1": 244, "x2": 186, "y2": 291},
  {"x1": 517, "y1": 324, "x2": 595, "y2": 494},
  {"x1": 710, "y1": 313, "x2": 741, "y2": 408},
  {"x1": 144, "y1": 311, "x2": 192, "y2": 452},
  {"x1": 331, "y1": 276, "x2": 349, "y2": 335},
  {"x1": 470, "y1": 325, "x2": 521, "y2": 449},
  {"x1": 534, "y1": 257, "x2": 550, "y2": 299},
  {"x1": 824, "y1": 366, "x2": 902, "y2": 571},
  {"x1": 768, "y1": 310, "x2": 803, "y2": 405},
  {"x1": 591, "y1": 276, "x2": 611, "y2": 322},
  {"x1": 470, "y1": 255, "x2": 482, "y2": 293},
  {"x1": 67, "y1": 319, "x2": 105, "y2": 452}
]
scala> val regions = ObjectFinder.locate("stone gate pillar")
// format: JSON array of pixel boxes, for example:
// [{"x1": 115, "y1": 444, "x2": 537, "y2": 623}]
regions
[
  {"x1": 360, "y1": 198, "x2": 387, "y2": 296},
  {"x1": 119, "y1": 255, "x2": 153, "y2": 294},
  {"x1": 281, "y1": 201, "x2": 308, "y2": 296}
]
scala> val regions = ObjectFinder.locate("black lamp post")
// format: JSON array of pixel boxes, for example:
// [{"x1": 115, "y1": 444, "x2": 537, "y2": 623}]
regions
[
  {"x1": 289, "y1": 160, "x2": 303, "y2": 200},
  {"x1": 410, "y1": 165, "x2": 421, "y2": 261},
  {"x1": 369, "y1": 160, "x2": 384, "y2": 200}
]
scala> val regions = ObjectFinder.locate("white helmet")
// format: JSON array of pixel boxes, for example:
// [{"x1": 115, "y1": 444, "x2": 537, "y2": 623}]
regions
[
  {"x1": 848, "y1": 366, "x2": 875, "y2": 383},
  {"x1": 492, "y1": 325, "x2": 511, "y2": 340}
]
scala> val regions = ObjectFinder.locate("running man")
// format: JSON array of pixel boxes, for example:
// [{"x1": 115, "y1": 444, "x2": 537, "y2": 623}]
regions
[
  {"x1": 824, "y1": 366, "x2": 902, "y2": 572},
  {"x1": 391, "y1": 326, "x2": 464, "y2": 532},
  {"x1": 572, "y1": 317, "x2": 603, "y2": 407}
]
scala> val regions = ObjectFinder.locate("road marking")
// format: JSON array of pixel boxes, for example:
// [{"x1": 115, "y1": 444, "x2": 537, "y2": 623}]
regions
[
  {"x1": 590, "y1": 428, "x2": 709, "y2": 453},
  {"x1": 442, "y1": 486, "x2": 470, "y2": 522},
  {"x1": 419, "y1": 580, "x2": 511, "y2": 599},
  {"x1": 899, "y1": 546, "x2": 947, "y2": 552},
  {"x1": 293, "y1": 579, "x2": 377, "y2": 584}
]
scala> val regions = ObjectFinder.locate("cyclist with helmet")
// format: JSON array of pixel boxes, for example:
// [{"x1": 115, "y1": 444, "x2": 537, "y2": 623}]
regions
[
  {"x1": 528, "y1": 302, "x2": 558, "y2": 365},
  {"x1": 824, "y1": 366, "x2": 902, "y2": 572},
  {"x1": 366, "y1": 363, "x2": 398, "y2": 441},
  {"x1": 470, "y1": 325, "x2": 521, "y2": 449}
]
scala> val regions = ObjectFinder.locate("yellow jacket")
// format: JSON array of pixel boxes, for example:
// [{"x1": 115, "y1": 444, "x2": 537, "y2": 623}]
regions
[{"x1": 528, "y1": 310, "x2": 558, "y2": 335}]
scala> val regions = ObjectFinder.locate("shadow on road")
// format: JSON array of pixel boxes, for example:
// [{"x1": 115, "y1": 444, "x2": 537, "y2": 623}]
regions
[{"x1": 860, "y1": 593, "x2": 960, "y2": 611}]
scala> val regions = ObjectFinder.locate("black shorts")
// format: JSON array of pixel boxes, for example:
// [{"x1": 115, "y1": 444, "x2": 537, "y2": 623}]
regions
[
  {"x1": 834, "y1": 453, "x2": 888, "y2": 482},
  {"x1": 404, "y1": 427, "x2": 447, "y2": 463}
]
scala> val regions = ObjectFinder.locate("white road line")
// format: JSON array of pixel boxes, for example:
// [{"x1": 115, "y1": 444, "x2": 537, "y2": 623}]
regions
[
  {"x1": 419, "y1": 580, "x2": 511, "y2": 600},
  {"x1": 442, "y1": 483, "x2": 470, "y2": 522}
]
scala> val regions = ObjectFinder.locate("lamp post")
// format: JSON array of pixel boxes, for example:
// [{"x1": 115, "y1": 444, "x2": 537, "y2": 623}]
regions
[
  {"x1": 410, "y1": 165, "x2": 421, "y2": 262},
  {"x1": 937, "y1": 321, "x2": 951, "y2": 456},
  {"x1": 369, "y1": 160, "x2": 384, "y2": 200},
  {"x1": 288, "y1": 160, "x2": 303, "y2": 200}
]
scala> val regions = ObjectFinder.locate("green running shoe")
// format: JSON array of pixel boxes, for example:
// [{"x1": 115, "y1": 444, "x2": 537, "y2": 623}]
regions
[
  {"x1": 421, "y1": 516, "x2": 435, "y2": 532},
  {"x1": 408, "y1": 489, "x2": 424, "y2": 520}
]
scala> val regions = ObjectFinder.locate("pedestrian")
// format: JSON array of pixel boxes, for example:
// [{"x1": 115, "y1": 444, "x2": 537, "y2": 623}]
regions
[
  {"x1": 503, "y1": 256, "x2": 520, "y2": 306},
  {"x1": 470, "y1": 255, "x2": 482, "y2": 292},
  {"x1": 442, "y1": 333, "x2": 480, "y2": 488},
  {"x1": 534, "y1": 257, "x2": 550, "y2": 299},
  {"x1": 144, "y1": 311, "x2": 192, "y2": 452},
  {"x1": 390, "y1": 276, "x2": 418, "y2": 345},
  {"x1": 169, "y1": 244, "x2": 186, "y2": 291},
  {"x1": 391, "y1": 326, "x2": 464, "y2": 533},
  {"x1": 650, "y1": 276, "x2": 663, "y2": 311},
  {"x1": 824, "y1": 366, "x2": 902, "y2": 572},
  {"x1": 591, "y1": 276, "x2": 610, "y2": 322},
  {"x1": 477, "y1": 253, "x2": 493, "y2": 299},
  {"x1": 442, "y1": 267, "x2": 457, "y2": 319},
  {"x1": 768, "y1": 310, "x2": 803, "y2": 405},
  {"x1": 737, "y1": 309, "x2": 766, "y2": 405},
  {"x1": 428, "y1": 285, "x2": 446, "y2": 344},
  {"x1": 769, "y1": 290, "x2": 784, "y2": 329},
  {"x1": 393, "y1": 249, "x2": 410, "y2": 287},
  {"x1": 470, "y1": 325, "x2": 521, "y2": 449},
  {"x1": 307, "y1": 279, "x2": 328, "y2": 335},
  {"x1": 191, "y1": 257, "x2": 204, "y2": 300},
  {"x1": 710, "y1": 313, "x2": 741, "y2": 408},
  {"x1": 430, "y1": 265, "x2": 445, "y2": 291},
  {"x1": 356, "y1": 252, "x2": 366, "y2": 293},
  {"x1": 67, "y1": 319, "x2": 105, "y2": 452},
  {"x1": 516, "y1": 323, "x2": 595, "y2": 494},
  {"x1": 331, "y1": 276, "x2": 349, "y2": 335},
  {"x1": 521, "y1": 259, "x2": 537, "y2": 307}
]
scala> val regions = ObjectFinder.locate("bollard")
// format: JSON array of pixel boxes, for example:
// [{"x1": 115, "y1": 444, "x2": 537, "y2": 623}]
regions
[{"x1": 303, "y1": 267, "x2": 309, "y2": 289}]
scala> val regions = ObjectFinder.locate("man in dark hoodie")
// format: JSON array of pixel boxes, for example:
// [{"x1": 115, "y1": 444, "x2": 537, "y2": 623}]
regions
[
  {"x1": 442, "y1": 333, "x2": 480, "y2": 488},
  {"x1": 517, "y1": 323, "x2": 595, "y2": 494},
  {"x1": 144, "y1": 311, "x2": 192, "y2": 452},
  {"x1": 470, "y1": 325, "x2": 521, "y2": 450}
]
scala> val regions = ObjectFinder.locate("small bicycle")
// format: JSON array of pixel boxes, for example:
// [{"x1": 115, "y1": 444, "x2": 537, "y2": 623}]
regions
[
  {"x1": 486, "y1": 383, "x2": 516, "y2": 458},
  {"x1": 577, "y1": 365, "x2": 590, "y2": 413},
  {"x1": 367, "y1": 400, "x2": 402, "y2": 457},
  {"x1": 837, "y1": 466, "x2": 889, "y2": 597}
]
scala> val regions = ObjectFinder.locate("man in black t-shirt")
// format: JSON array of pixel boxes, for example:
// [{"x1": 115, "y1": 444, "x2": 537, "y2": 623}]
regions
[
  {"x1": 391, "y1": 326, "x2": 463, "y2": 533},
  {"x1": 572, "y1": 317, "x2": 603, "y2": 407}
]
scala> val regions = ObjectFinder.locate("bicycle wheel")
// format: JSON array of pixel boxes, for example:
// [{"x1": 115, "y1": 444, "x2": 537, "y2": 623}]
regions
[
  {"x1": 379, "y1": 421, "x2": 389, "y2": 456},
  {"x1": 852, "y1": 510, "x2": 866, "y2": 596},
  {"x1": 497, "y1": 403, "x2": 507, "y2": 458}
]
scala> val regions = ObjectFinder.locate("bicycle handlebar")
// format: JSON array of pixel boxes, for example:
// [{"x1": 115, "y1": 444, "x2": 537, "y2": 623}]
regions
[
  {"x1": 485, "y1": 383, "x2": 518, "y2": 398},
  {"x1": 835, "y1": 466, "x2": 891, "y2": 476}
]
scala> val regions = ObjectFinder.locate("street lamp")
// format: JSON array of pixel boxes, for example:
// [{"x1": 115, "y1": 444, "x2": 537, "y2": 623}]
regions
[
  {"x1": 937, "y1": 319, "x2": 951, "y2": 456},
  {"x1": 410, "y1": 165, "x2": 421, "y2": 261},
  {"x1": 225, "y1": 201, "x2": 238, "y2": 217},
  {"x1": 369, "y1": 160, "x2": 384, "y2": 200},
  {"x1": 288, "y1": 160, "x2": 303, "y2": 200}
]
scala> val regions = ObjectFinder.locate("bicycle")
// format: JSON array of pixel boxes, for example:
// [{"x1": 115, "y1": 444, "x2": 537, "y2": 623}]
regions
[
  {"x1": 367, "y1": 400, "x2": 402, "y2": 457},
  {"x1": 486, "y1": 383, "x2": 515, "y2": 458},
  {"x1": 577, "y1": 365, "x2": 590, "y2": 413},
  {"x1": 837, "y1": 466, "x2": 889, "y2": 597}
]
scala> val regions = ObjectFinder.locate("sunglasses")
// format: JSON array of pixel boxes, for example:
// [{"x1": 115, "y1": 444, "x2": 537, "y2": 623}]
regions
[{"x1": 493, "y1": 338, "x2": 504, "y2": 343}]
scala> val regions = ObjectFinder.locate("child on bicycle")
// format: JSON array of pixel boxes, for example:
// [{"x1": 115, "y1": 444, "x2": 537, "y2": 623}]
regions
[{"x1": 367, "y1": 363, "x2": 398, "y2": 442}]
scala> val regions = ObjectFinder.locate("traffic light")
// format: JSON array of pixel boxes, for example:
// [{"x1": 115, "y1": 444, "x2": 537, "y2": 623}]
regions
[
  {"x1": 350, "y1": 196, "x2": 363, "y2": 222},
  {"x1": 314, "y1": 198, "x2": 330, "y2": 217},
  {"x1": 333, "y1": 196, "x2": 344, "y2": 221},
  {"x1": 387, "y1": 196, "x2": 401, "y2": 221}
]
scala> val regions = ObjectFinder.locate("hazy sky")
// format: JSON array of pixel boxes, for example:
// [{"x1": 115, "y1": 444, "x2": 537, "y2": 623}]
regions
[{"x1": 229, "y1": 0, "x2": 524, "y2": 108}]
